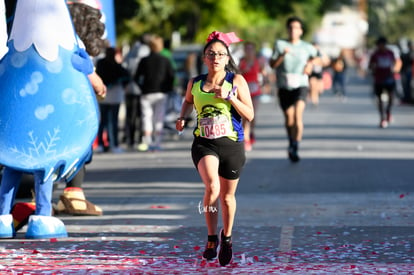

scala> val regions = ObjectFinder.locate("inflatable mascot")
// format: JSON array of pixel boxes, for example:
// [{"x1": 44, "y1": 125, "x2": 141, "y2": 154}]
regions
[{"x1": 0, "y1": 0, "x2": 99, "y2": 239}]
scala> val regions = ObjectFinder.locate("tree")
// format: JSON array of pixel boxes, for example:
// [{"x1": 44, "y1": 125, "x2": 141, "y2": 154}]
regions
[
  {"x1": 367, "y1": 0, "x2": 414, "y2": 45},
  {"x1": 114, "y1": 0, "x2": 329, "y2": 47}
]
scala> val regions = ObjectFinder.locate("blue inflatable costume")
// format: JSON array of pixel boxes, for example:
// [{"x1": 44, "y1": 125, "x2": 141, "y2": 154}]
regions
[{"x1": 0, "y1": 0, "x2": 99, "y2": 239}]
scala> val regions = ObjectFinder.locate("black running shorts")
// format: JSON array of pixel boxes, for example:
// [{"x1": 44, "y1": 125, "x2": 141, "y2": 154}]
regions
[
  {"x1": 374, "y1": 82, "x2": 395, "y2": 96},
  {"x1": 191, "y1": 137, "x2": 246, "y2": 180},
  {"x1": 278, "y1": 87, "x2": 309, "y2": 111}
]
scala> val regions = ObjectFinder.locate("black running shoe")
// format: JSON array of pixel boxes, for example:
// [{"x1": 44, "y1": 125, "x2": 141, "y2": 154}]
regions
[
  {"x1": 202, "y1": 239, "x2": 218, "y2": 260},
  {"x1": 288, "y1": 145, "x2": 300, "y2": 163},
  {"x1": 218, "y1": 229, "x2": 233, "y2": 266}
]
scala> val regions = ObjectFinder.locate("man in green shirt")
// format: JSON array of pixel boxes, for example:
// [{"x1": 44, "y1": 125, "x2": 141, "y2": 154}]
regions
[{"x1": 270, "y1": 16, "x2": 318, "y2": 162}]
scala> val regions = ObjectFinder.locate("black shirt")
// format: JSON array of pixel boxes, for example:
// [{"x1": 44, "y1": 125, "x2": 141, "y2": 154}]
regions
[{"x1": 134, "y1": 52, "x2": 175, "y2": 94}]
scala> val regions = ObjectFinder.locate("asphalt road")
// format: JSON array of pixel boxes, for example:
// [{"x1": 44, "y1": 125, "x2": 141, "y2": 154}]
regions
[{"x1": 1, "y1": 69, "x2": 413, "y2": 274}]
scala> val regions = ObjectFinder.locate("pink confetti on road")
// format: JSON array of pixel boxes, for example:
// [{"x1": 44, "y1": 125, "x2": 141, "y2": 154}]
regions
[
  {"x1": 150, "y1": 205, "x2": 170, "y2": 209},
  {"x1": 0, "y1": 243, "x2": 413, "y2": 274},
  {"x1": 1, "y1": 225, "x2": 412, "y2": 274},
  {"x1": 400, "y1": 194, "x2": 405, "y2": 199},
  {"x1": 1, "y1": 249, "x2": 414, "y2": 275}
]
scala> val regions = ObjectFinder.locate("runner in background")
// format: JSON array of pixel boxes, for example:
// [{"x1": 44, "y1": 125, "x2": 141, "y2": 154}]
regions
[
  {"x1": 269, "y1": 16, "x2": 319, "y2": 162},
  {"x1": 368, "y1": 36, "x2": 401, "y2": 128},
  {"x1": 238, "y1": 41, "x2": 266, "y2": 151},
  {"x1": 308, "y1": 42, "x2": 330, "y2": 107}
]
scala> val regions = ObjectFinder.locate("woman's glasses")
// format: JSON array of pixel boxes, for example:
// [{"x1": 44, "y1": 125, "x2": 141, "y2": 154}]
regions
[{"x1": 205, "y1": 51, "x2": 228, "y2": 60}]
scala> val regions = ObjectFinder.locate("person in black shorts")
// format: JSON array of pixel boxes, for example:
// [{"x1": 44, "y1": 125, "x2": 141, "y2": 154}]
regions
[
  {"x1": 368, "y1": 36, "x2": 401, "y2": 128},
  {"x1": 176, "y1": 31, "x2": 253, "y2": 266},
  {"x1": 308, "y1": 43, "x2": 327, "y2": 106},
  {"x1": 269, "y1": 16, "x2": 318, "y2": 162}
]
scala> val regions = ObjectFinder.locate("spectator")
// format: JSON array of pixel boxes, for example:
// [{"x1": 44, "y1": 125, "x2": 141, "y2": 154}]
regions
[
  {"x1": 331, "y1": 49, "x2": 347, "y2": 99},
  {"x1": 134, "y1": 35, "x2": 175, "y2": 151},
  {"x1": 400, "y1": 40, "x2": 413, "y2": 103},
  {"x1": 122, "y1": 36, "x2": 150, "y2": 149},
  {"x1": 96, "y1": 47, "x2": 131, "y2": 152}
]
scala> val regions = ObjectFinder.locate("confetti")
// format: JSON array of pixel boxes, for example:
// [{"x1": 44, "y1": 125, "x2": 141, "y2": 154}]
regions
[
  {"x1": 2, "y1": 221, "x2": 412, "y2": 273},
  {"x1": 150, "y1": 205, "x2": 169, "y2": 209}
]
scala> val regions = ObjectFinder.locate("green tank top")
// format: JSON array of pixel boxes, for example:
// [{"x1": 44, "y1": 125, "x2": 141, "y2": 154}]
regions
[{"x1": 191, "y1": 73, "x2": 244, "y2": 141}]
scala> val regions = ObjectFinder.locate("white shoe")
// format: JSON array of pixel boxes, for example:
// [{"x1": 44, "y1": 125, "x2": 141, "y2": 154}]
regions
[
  {"x1": 137, "y1": 143, "x2": 149, "y2": 152},
  {"x1": 26, "y1": 215, "x2": 67, "y2": 239},
  {"x1": 0, "y1": 214, "x2": 14, "y2": 238}
]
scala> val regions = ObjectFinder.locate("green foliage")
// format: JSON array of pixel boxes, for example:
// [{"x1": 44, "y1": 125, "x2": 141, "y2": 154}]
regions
[
  {"x1": 367, "y1": 0, "x2": 414, "y2": 45},
  {"x1": 113, "y1": 0, "x2": 414, "y2": 55},
  {"x1": 117, "y1": 0, "x2": 175, "y2": 42},
  {"x1": 114, "y1": 0, "x2": 329, "y2": 47}
]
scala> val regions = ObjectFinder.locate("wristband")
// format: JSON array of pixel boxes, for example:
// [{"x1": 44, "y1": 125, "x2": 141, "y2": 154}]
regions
[
  {"x1": 225, "y1": 86, "x2": 237, "y2": 101},
  {"x1": 177, "y1": 117, "x2": 185, "y2": 121}
]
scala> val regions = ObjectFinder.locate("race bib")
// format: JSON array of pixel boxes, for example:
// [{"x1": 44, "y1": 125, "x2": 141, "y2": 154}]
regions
[
  {"x1": 285, "y1": 73, "x2": 301, "y2": 88},
  {"x1": 199, "y1": 115, "x2": 232, "y2": 139}
]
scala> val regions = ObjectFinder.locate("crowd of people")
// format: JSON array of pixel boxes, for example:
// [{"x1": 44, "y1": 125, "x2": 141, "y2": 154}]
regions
[
  {"x1": 93, "y1": 34, "x2": 175, "y2": 153},
  {"x1": 89, "y1": 18, "x2": 414, "y2": 157}
]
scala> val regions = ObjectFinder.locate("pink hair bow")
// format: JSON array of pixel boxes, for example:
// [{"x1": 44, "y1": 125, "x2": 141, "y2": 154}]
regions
[{"x1": 206, "y1": 31, "x2": 243, "y2": 47}]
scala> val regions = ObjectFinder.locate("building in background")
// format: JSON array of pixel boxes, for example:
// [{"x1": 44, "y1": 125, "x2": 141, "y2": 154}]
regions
[{"x1": 313, "y1": 6, "x2": 368, "y2": 65}]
